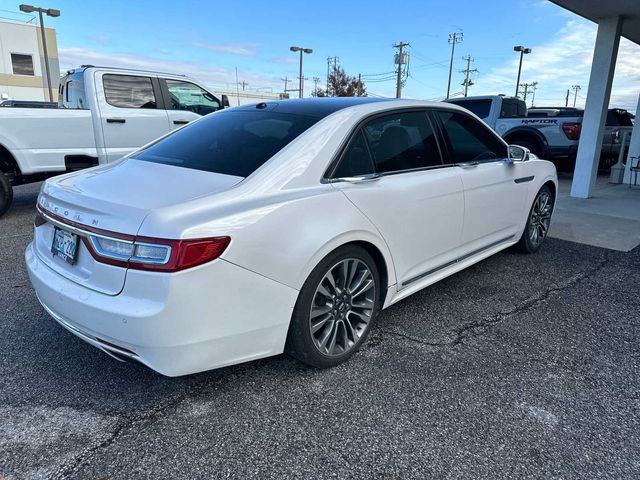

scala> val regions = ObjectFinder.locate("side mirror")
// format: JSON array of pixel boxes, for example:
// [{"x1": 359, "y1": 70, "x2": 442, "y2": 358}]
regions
[
  {"x1": 507, "y1": 144, "x2": 529, "y2": 163},
  {"x1": 221, "y1": 95, "x2": 230, "y2": 108}
]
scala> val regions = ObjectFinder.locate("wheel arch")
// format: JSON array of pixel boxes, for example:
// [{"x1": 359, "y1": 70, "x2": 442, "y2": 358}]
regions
[
  {"x1": 296, "y1": 231, "x2": 397, "y2": 307},
  {"x1": 0, "y1": 143, "x2": 20, "y2": 175},
  {"x1": 503, "y1": 127, "x2": 548, "y2": 156}
]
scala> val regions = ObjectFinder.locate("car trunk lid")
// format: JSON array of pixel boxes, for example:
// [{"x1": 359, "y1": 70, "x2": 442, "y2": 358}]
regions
[{"x1": 34, "y1": 160, "x2": 243, "y2": 295}]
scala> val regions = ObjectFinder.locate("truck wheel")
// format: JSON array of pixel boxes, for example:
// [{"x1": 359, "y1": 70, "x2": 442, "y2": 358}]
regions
[
  {"x1": 0, "y1": 172, "x2": 13, "y2": 217},
  {"x1": 513, "y1": 139, "x2": 541, "y2": 158}
]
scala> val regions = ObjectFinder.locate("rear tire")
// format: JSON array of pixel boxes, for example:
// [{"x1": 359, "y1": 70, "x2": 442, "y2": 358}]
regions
[
  {"x1": 511, "y1": 138, "x2": 541, "y2": 158},
  {"x1": 285, "y1": 245, "x2": 381, "y2": 369},
  {"x1": 514, "y1": 185, "x2": 554, "y2": 254},
  {"x1": 0, "y1": 172, "x2": 13, "y2": 218}
]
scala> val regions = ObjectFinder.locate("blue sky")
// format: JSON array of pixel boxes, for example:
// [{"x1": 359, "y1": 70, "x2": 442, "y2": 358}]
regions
[{"x1": 2, "y1": 0, "x2": 639, "y2": 111}]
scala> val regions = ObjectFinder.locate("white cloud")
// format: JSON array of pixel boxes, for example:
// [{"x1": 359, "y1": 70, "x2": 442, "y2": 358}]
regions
[
  {"x1": 58, "y1": 47, "x2": 281, "y2": 91},
  {"x1": 473, "y1": 20, "x2": 640, "y2": 112},
  {"x1": 193, "y1": 42, "x2": 260, "y2": 56}
]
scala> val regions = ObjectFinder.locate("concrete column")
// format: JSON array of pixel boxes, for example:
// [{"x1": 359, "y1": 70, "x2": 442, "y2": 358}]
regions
[
  {"x1": 570, "y1": 16, "x2": 622, "y2": 198},
  {"x1": 623, "y1": 93, "x2": 640, "y2": 185}
]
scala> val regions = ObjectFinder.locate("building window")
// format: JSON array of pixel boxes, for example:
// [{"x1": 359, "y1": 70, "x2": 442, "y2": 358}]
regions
[{"x1": 11, "y1": 54, "x2": 35, "y2": 76}]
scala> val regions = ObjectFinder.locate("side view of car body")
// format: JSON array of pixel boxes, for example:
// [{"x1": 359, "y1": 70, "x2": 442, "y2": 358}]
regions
[{"x1": 26, "y1": 98, "x2": 557, "y2": 376}]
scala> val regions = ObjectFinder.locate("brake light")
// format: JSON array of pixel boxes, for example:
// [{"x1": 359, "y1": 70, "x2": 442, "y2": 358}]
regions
[
  {"x1": 36, "y1": 205, "x2": 230, "y2": 272},
  {"x1": 562, "y1": 122, "x2": 581, "y2": 140},
  {"x1": 34, "y1": 210, "x2": 46, "y2": 227}
]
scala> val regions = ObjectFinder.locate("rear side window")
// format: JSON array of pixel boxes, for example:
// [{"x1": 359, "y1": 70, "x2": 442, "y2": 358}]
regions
[
  {"x1": 103, "y1": 74, "x2": 157, "y2": 109},
  {"x1": 437, "y1": 111, "x2": 507, "y2": 163},
  {"x1": 133, "y1": 111, "x2": 318, "y2": 178},
  {"x1": 606, "y1": 109, "x2": 633, "y2": 127},
  {"x1": 449, "y1": 99, "x2": 492, "y2": 119},
  {"x1": 333, "y1": 131, "x2": 375, "y2": 178},
  {"x1": 500, "y1": 100, "x2": 526, "y2": 118},
  {"x1": 361, "y1": 111, "x2": 442, "y2": 174}
]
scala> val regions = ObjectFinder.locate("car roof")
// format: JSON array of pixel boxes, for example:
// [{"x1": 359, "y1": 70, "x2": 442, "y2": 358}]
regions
[
  {"x1": 232, "y1": 97, "x2": 397, "y2": 118},
  {"x1": 229, "y1": 97, "x2": 475, "y2": 120}
]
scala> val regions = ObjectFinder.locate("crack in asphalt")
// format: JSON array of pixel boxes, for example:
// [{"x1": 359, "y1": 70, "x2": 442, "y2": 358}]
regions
[
  {"x1": 380, "y1": 251, "x2": 613, "y2": 350},
  {"x1": 48, "y1": 381, "x2": 210, "y2": 479},
  {"x1": 47, "y1": 250, "x2": 614, "y2": 479}
]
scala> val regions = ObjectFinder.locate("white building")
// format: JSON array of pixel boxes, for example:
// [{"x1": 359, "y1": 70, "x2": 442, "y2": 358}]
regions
[{"x1": 0, "y1": 18, "x2": 59, "y2": 102}]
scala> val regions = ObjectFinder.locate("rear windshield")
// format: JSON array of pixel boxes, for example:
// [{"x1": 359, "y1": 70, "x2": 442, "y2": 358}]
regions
[
  {"x1": 133, "y1": 110, "x2": 319, "y2": 177},
  {"x1": 448, "y1": 99, "x2": 492, "y2": 119}
]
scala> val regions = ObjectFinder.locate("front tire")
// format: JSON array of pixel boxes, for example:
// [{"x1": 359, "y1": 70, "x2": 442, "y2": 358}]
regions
[
  {"x1": 0, "y1": 172, "x2": 13, "y2": 218},
  {"x1": 514, "y1": 185, "x2": 554, "y2": 253},
  {"x1": 285, "y1": 245, "x2": 381, "y2": 368}
]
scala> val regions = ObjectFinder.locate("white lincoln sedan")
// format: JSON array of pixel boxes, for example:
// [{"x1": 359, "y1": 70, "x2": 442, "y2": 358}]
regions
[{"x1": 26, "y1": 98, "x2": 557, "y2": 376}]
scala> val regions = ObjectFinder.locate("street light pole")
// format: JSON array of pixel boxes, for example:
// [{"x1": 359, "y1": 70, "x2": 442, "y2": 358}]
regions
[
  {"x1": 19, "y1": 4, "x2": 60, "y2": 103},
  {"x1": 290, "y1": 46, "x2": 313, "y2": 99},
  {"x1": 513, "y1": 45, "x2": 531, "y2": 98}
]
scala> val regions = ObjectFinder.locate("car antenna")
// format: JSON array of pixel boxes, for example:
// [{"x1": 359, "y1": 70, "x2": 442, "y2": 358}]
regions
[{"x1": 256, "y1": 102, "x2": 268, "y2": 109}]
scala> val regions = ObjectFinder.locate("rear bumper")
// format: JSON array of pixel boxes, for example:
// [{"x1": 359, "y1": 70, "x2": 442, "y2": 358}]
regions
[{"x1": 26, "y1": 242, "x2": 298, "y2": 376}]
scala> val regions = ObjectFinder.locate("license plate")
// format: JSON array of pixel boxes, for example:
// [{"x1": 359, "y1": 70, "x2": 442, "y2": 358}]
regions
[{"x1": 51, "y1": 227, "x2": 78, "y2": 265}]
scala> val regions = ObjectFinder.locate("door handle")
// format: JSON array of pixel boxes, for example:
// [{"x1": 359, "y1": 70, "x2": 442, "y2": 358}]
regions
[
  {"x1": 173, "y1": 120, "x2": 190, "y2": 125},
  {"x1": 457, "y1": 162, "x2": 479, "y2": 168},
  {"x1": 106, "y1": 118, "x2": 126, "y2": 124}
]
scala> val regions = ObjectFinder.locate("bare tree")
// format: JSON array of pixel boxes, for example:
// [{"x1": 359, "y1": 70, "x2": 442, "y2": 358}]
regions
[{"x1": 313, "y1": 66, "x2": 366, "y2": 97}]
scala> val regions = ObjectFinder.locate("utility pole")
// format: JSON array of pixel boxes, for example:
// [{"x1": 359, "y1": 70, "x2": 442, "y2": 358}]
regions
[
  {"x1": 565, "y1": 89, "x2": 570, "y2": 107},
  {"x1": 393, "y1": 41, "x2": 410, "y2": 99},
  {"x1": 326, "y1": 56, "x2": 339, "y2": 97},
  {"x1": 238, "y1": 81, "x2": 249, "y2": 91},
  {"x1": 460, "y1": 55, "x2": 477, "y2": 97},
  {"x1": 281, "y1": 76, "x2": 291, "y2": 93},
  {"x1": 530, "y1": 82, "x2": 538, "y2": 106},
  {"x1": 446, "y1": 32, "x2": 463, "y2": 99},
  {"x1": 235, "y1": 67, "x2": 240, "y2": 106},
  {"x1": 571, "y1": 85, "x2": 581, "y2": 108},
  {"x1": 519, "y1": 82, "x2": 535, "y2": 104}
]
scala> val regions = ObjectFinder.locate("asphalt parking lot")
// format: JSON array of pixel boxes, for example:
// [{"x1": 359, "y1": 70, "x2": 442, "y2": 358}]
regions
[{"x1": 1, "y1": 183, "x2": 639, "y2": 480}]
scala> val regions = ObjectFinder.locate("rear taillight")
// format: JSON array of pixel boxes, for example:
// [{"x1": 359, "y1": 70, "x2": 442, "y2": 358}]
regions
[
  {"x1": 34, "y1": 210, "x2": 46, "y2": 227},
  {"x1": 85, "y1": 235, "x2": 230, "y2": 272},
  {"x1": 36, "y1": 205, "x2": 230, "y2": 272},
  {"x1": 562, "y1": 122, "x2": 581, "y2": 140}
]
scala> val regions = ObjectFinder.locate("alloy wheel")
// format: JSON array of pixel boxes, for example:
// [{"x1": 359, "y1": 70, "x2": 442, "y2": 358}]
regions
[
  {"x1": 529, "y1": 190, "x2": 552, "y2": 247},
  {"x1": 309, "y1": 258, "x2": 376, "y2": 357}
]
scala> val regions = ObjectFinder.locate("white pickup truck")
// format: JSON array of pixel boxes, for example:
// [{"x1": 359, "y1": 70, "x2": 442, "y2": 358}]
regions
[
  {"x1": 0, "y1": 66, "x2": 229, "y2": 216},
  {"x1": 446, "y1": 95, "x2": 632, "y2": 166}
]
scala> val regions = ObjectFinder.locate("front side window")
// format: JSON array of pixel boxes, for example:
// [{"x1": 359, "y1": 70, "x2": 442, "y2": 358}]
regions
[
  {"x1": 361, "y1": 111, "x2": 442, "y2": 174},
  {"x1": 133, "y1": 111, "x2": 318, "y2": 178},
  {"x1": 103, "y1": 74, "x2": 157, "y2": 109},
  {"x1": 11, "y1": 54, "x2": 34, "y2": 76},
  {"x1": 165, "y1": 79, "x2": 220, "y2": 115},
  {"x1": 437, "y1": 110, "x2": 508, "y2": 163}
]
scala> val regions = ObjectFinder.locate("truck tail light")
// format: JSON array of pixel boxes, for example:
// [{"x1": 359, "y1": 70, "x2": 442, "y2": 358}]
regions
[{"x1": 562, "y1": 122, "x2": 581, "y2": 140}]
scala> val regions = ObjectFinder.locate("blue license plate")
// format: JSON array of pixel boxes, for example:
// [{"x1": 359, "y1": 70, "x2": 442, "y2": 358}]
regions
[{"x1": 51, "y1": 227, "x2": 78, "y2": 265}]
